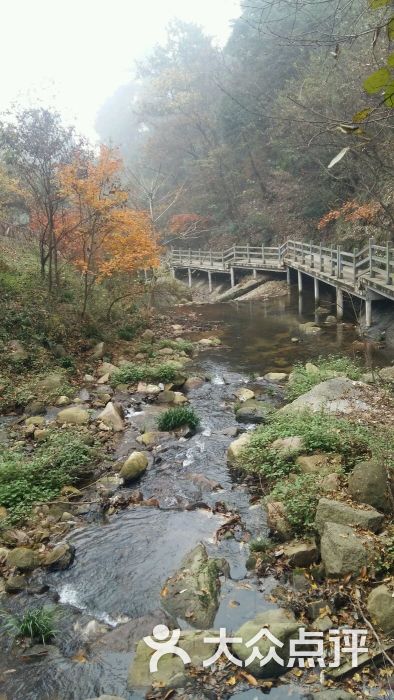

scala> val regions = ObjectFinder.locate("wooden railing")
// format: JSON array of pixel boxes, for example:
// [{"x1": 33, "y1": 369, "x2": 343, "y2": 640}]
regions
[{"x1": 170, "y1": 238, "x2": 394, "y2": 287}]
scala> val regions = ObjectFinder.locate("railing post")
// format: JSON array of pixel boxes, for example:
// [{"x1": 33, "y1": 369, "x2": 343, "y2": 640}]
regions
[
  {"x1": 353, "y1": 248, "x2": 358, "y2": 284},
  {"x1": 319, "y1": 242, "x2": 323, "y2": 272},
  {"x1": 369, "y1": 237, "x2": 375, "y2": 278},
  {"x1": 310, "y1": 240, "x2": 314, "y2": 268},
  {"x1": 189, "y1": 248, "x2": 191, "y2": 265},
  {"x1": 209, "y1": 250, "x2": 212, "y2": 267},
  {"x1": 199, "y1": 249, "x2": 202, "y2": 265},
  {"x1": 222, "y1": 251, "x2": 225, "y2": 267},
  {"x1": 386, "y1": 241, "x2": 391, "y2": 285},
  {"x1": 262, "y1": 245, "x2": 265, "y2": 264},
  {"x1": 247, "y1": 243, "x2": 250, "y2": 263},
  {"x1": 337, "y1": 245, "x2": 342, "y2": 279},
  {"x1": 331, "y1": 245, "x2": 335, "y2": 276},
  {"x1": 302, "y1": 242, "x2": 306, "y2": 264}
]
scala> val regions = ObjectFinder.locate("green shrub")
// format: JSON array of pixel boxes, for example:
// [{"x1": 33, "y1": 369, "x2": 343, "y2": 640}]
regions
[
  {"x1": 0, "y1": 430, "x2": 98, "y2": 523},
  {"x1": 240, "y1": 410, "x2": 369, "y2": 482},
  {"x1": 156, "y1": 339, "x2": 194, "y2": 355},
  {"x1": 286, "y1": 355, "x2": 362, "y2": 401},
  {"x1": 58, "y1": 355, "x2": 76, "y2": 371},
  {"x1": 249, "y1": 536, "x2": 272, "y2": 553},
  {"x1": 267, "y1": 475, "x2": 321, "y2": 535},
  {"x1": 157, "y1": 406, "x2": 200, "y2": 431},
  {"x1": 1, "y1": 607, "x2": 56, "y2": 643},
  {"x1": 111, "y1": 362, "x2": 178, "y2": 386}
]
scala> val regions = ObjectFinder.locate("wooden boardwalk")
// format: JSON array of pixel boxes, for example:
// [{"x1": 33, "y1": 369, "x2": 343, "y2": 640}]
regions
[{"x1": 169, "y1": 239, "x2": 394, "y2": 327}]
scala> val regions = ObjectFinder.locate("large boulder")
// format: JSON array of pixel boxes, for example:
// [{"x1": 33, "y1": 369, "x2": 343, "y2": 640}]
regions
[
  {"x1": 314, "y1": 497, "x2": 384, "y2": 534},
  {"x1": 41, "y1": 543, "x2": 75, "y2": 571},
  {"x1": 232, "y1": 609, "x2": 301, "y2": 678},
  {"x1": 282, "y1": 539, "x2": 318, "y2": 568},
  {"x1": 320, "y1": 522, "x2": 367, "y2": 577},
  {"x1": 56, "y1": 407, "x2": 89, "y2": 425},
  {"x1": 348, "y1": 459, "x2": 393, "y2": 514},
  {"x1": 98, "y1": 402, "x2": 124, "y2": 432},
  {"x1": 281, "y1": 378, "x2": 371, "y2": 415},
  {"x1": 235, "y1": 399, "x2": 267, "y2": 425},
  {"x1": 128, "y1": 629, "x2": 217, "y2": 689},
  {"x1": 7, "y1": 547, "x2": 39, "y2": 571},
  {"x1": 120, "y1": 452, "x2": 148, "y2": 483},
  {"x1": 379, "y1": 366, "x2": 394, "y2": 383},
  {"x1": 183, "y1": 377, "x2": 204, "y2": 393},
  {"x1": 227, "y1": 432, "x2": 252, "y2": 467},
  {"x1": 97, "y1": 362, "x2": 118, "y2": 378},
  {"x1": 367, "y1": 584, "x2": 394, "y2": 636},
  {"x1": 234, "y1": 387, "x2": 255, "y2": 402},
  {"x1": 161, "y1": 544, "x2": 221, "y2": 628},
  {"x1": 264, "y1": 372, "x2": 287, "y2": 382},
  {"x1": 37, "y1": 372, "x2": 66, "y2": 392},
  {"x1": 296, "y1": 453, "x2": 342, "y2": 475}
]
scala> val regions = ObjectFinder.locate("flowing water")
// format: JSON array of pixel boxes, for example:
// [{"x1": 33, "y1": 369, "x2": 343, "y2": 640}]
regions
[{"x1": 1, "y1": 287, "x2": 392, "y2": 700}]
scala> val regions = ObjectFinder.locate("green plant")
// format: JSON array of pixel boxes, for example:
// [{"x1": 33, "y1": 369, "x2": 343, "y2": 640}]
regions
[
  {"x1": 249, "y1": 536, "x2": 272, "y2": 553},
  {"x1": 157, "y1": 406, "x2": 200, "y2": 431},
  {"x1": 0, "y1": 430, "x2": 98, "y2": 523},
  {"x1": 58, "y1": 355, "x2": 76, "y2": 370},
  {"x1": 268, "y1": 475, "x2": 321, "y2": 535},
  {"x1": 156, "y1": 339, "x2": 194, "y2": 354},
  {"x1": 240, "y1": 410, "x2": 370, "y2": 482},
  {"x1": 1, "y1": 607, "x2": 56, "y2": 643},
  {"x1": 286, "y1": 355, "x2": 362, "y2": 401},
  {"x1": 111, "y1": 362, "x2": 178, "y2": 386},
  {"x1": 117, "y1": 324, "x2": 139, "y2": 341}
]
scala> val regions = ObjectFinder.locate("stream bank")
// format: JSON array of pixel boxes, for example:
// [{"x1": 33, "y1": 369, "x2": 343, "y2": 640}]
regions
[{"x1": 0, "y1": 287, "x2": 393, "y2": 700}]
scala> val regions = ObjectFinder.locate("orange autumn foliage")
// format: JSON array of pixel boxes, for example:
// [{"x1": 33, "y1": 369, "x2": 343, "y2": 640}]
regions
[
  {"x1": 57, "y1": 146, "x2": 160, "y2": 282},
  {"x1": 318, "y1": 200, "x2": 381, "y2": 230}
]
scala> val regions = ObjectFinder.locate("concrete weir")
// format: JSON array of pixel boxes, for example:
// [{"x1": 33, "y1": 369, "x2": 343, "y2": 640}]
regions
[{"x1": 169, "y1": 239, "x2": 394, "y2": 328}]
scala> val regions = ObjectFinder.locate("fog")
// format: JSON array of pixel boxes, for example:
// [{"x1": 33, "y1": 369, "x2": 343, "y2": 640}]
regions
[{"x1": 0, "y1": 0, "x2": 240, "y2": 139}]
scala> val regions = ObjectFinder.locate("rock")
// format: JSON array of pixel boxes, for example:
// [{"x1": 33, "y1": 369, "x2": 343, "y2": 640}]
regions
[
  {"x1": 281, "y1": 378, "x2": 370, "y2": 415},
  {"x1": 97, "y1": 372, "x2": 110, "y2": 384},
  {"x1": 128, "y1": 629, "x2": 218, "y2": 689},
  {"x1": 120, "y1": 451, "x2": 149, "y2": 483},
  {"x1": 96, "y1": 475, "x2": 123, "y2": 496},
  {"x1": 234, "y1": 387, "x2": 255, "y2": 402},
  {"x1": 25, "y1": 415, "x2": 45, "y2": 427},
  {"x1": 97, "y1": 402, "x2": 124, "y2": 432},
  {"x1": 41, "y1": 543, "x2": 75, "y2": 571},
  {"x1": 299, "y1": 322, "x2": 322, "y2": 335},
  {"x1": 314, "y1": 497, "x2": 384, "y2": 534},
  {"x1": 91, "y1": 341, "x2": 105, "y2": 359},
  {"x1": 325, "y1": 315, "x2": 337, "y2": 325},
  {"x1": 0, "y1": 506, "x2": 8, "y2": 521},
  {"x1": 320, "y1": 522, "x2": 368, "y2": 577},
  {"x1": 84, "y1": 374, "x2": 95, "y2": 382},
  {"x1": 157, "y1": 347, "x2": 174, "y2": 356},
  {"x1": 172, "y1": 391, "x2": 188, "y2": 405},
  {"x1": 232, "y1": 609, "x2": 300, "y2": 677},
  {"x1": 183, "y1": 377, "x2": 204, "y2": 392},
  {"x1": 379, "y1": 366, "x2": 394, "y2": 383},
  {"x1": 227, "y1": 432, "x2": 253, "y2": 466},
  {"x1": 7, "y1": 547, "x2": 39, "y2": 571},
  {"x1": 321, "y1": 473, "x2": 341, "y2": 492},
  {"x1": 366, "y1": 584, "x2": 394, "y2": 635},
  {"x1": 348, "y1": 459, "x2": 393, "y2": 514},
  {"x1": 296, "y1": 453, "x2": 342, "y2": 475},
  {"x1": 264, "y1": 372, "x2": 288, "y2": 382},
  {"x1": 34, "y1": 428, "x2": 49, "y2": 442},
  {"x1": 188, "y1": 473, "x2": 221, "y2": 491},
  {"x1": 37, "y1": 372, "x2": 65, "y2": 392},
  {"x1": 270, "y1": 435, "x2": 305, "y2": 457},
  {"x1": 157, "y1": 390, "x2": 176, "y2": 404},
  {"x1": 56, "y1": 395, "x2": 71, "y2": 406},
  {"x1": 25, "y1": 400, "x2": 46, "y2": 416},
  {"x1": 282, "y1": 539, "x2": 318, "y2": 567},
  {"x1": 5, "y1": 574, "x2": 28, "y2": 593},
  {"x1": 56, "y1": 407, "x2": 89, "y2": 425},
  {"x1": 308, "y1": 690, "x2": 354, "y2": 699},
  {"x1": 266, "y1": 501, "x2": 293, "y2": 540},
  {"x1": 8, "y1": 339, "x2": 28, "y2": 361},
  {"x1": 236, "y1": 399, "x2": 267, "y2": 424},
  {"x1": 137, "y1": 382, "x2": 161, "y2": 395},
  {"x1": 85, "y1": 695, "x2": 125, "y2": 700},
  {"x1": 97, "y1": 362, "x2": 118, "y2": 378},
  {"x1": 137, "y1": 431, "x2": 166, "y2": 446},
  {"x1": 305, "y1": 362, "x2": 319, "y2": 374},
  {"x1": 198, "y1": 337, "x2": 221, "y2": 347},
  {"x1": 141, "y1": 329, "x2": 155, "y2": 342},
  {"x1": 161, "y1": 544, "x2": 221, "y2": 628}
]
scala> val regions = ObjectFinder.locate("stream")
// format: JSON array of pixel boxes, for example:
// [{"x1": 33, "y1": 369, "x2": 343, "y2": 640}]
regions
[{"x1": 1, "y1": 286, "x2": 393, "y2": 700}]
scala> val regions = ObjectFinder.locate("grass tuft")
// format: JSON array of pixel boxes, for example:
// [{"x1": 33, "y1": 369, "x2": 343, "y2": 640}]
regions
[
  {"x1": 1, "y1": 607, "x2": 56, "y2": 644},
  {"x1": 157, "y1": 406, "x2": 200, "y2": 431},
  {"x1": 111, "y1": 362, "x2": 179, "y2": 386},
  {"x1": 286, "y1": 355, "x2": 362, "y2": 401}
]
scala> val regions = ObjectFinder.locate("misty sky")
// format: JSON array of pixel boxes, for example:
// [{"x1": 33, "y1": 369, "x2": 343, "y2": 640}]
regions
[{"x1": 1, "y1": 0, "x2": 240, "y2": 140}]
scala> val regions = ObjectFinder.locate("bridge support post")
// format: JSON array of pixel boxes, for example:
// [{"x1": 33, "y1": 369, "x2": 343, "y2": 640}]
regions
[
  {"x1": 286, "y1": 267, "x2": 291, "y2": 285},
  {"x1": 171, "y1": 267, "x2": 176, "y2": 279},
  {"x1": 297, "y1": 270, "x2": 303, "y2": 294},
  {"x1": 208, "y1": 270, "x2": 212, "y2": 293},
  {"x1": 336, "y1": 287, "x2": 344, "y2": 320},
  {"x1": 188, "y1": 267, "x2": 192, "y2": 288},
  {"x1": 314, "y1": 277, "x2": 320, "y2": 304},
  {"x1": 253, "y1": 268, "x2": 257, "y2": 279},
  {"x1": 365, "y1": 298, "x2": 372, "y2": 328},
  {"x1": 230, "y1": 267, "x2": 235, "y2": 288}
]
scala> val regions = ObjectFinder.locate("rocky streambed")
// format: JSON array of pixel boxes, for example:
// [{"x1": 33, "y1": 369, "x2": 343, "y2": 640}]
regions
[{"x1": 0, "y1": 293, "x2": 393, "y2": 700}]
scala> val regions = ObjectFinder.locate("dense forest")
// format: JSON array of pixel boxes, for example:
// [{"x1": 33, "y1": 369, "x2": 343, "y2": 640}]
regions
[{"x1": 97, "y1": 0, "x2": 394, "y2": 249}]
